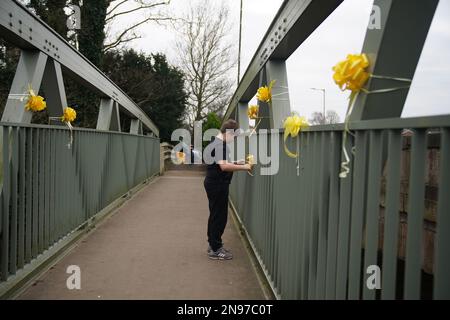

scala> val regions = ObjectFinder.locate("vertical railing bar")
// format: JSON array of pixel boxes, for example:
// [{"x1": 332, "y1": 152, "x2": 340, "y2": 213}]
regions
[
  {"x1": 325, "y1": 130, "x2": 342, "y2": 299},
  {"x1": 434, "y1": 128, "x2": 450, "y2": 299},
  {"x1": 1, "y1": 126, "x2": 11, "y2": 280},
  {"x1": 44, "y1": 129, "x2": 50, "y2": 249},
  {"x1": 404, "y1": 129, "x2": 427, "y2": 299},
  {"x1": 31, "y1": 128, "x2": 39, "y2": 259},
  {"x1": 362, "y1": 130, "x2": 383, "y2": 300},
  {"x1": 55, "y1": 130, "x2": 61, "y2": 240},
  {"x1": 316, "y1": 131, "x2": 330, "y2": 299},
  {"x1": 307, "y1": 132, "x2": 320, "y2": 299},
  {"x1": 38, "y1": 129, "x2": 45, "y2": 254},
  {"x1": 381, "y1": 130, "x2": 402, "y2": 300},
  {"x1": 348, "y1": 130, "x2": 368, "y2": 299},
  {"x1": 9, "y1": 127, "x2": 19, "y2": 275},
  {"x1": 294, "y1": 132, "x2": 306, "y2": 299},
  {"x1": 335, "y1": 131, "x2": 353, "y2": 299},
  {"x1": 300, "y1": 131, "x2": 312, "y2": 299},
  {"x1": 18, "y1": 127, "x2": 26, "y2": 269},
  {"x1": 25, "y1": 128, "x2": 32, "y2": 263}
]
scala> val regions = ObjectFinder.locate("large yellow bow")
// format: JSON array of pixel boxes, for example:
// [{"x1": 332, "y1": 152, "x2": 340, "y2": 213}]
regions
[
  {"x1": 333, "y1": 53, "x2": 411, "y2": 178},
  {"x1": 25, "y1": 85, "x2": 46, "y2": 112},
  {"x1": 283, "y1": 115, "x2": 309, "y2": 158},
  {"x1": 256, "y1": 80, "x2": 276, "y2": 103},
  {"x1": 332, "y1": 53, "x2": 370, "y2": 93},
  {"x1": 61, "y1": 107, "x2": 77, "y2": 123}
]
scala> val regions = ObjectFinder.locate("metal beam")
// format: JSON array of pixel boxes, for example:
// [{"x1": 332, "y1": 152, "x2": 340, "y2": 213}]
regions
[
  {"x1": 96, "y1": 98, "x2": 121, "y2": 132},
  {"x1": 257, "y1": 70, "x2": 271, "y2": 130},
  {"x1": 41, "y1": 59, "x2": 67, "y2": 123},
  {"x1": 1, "y1": 50, "x2": 47, "y2": 123},
  {"x1": 349, "y1": 0, "x2": 439, "y2": 121},
  {"x1": 224, "y1": 0, "x2": 343, "y2": 120},
  {"x1": 237, "y1": 102, "x2": 249, "y2": 131},
  {"x1": 130, "y1": 119, "x2": 142, "y2": 135},
  {"x1": 265, "y1": 59, "x2": 291, "y2": 128},
  {"x1": 0, "y1": 0, "x2": 158, "y2": 135}
]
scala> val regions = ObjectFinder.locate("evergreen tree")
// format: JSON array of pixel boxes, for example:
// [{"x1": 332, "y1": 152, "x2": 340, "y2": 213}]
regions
[{"x1": 103, "y1": 49, "x2": 187, "y2": 141}]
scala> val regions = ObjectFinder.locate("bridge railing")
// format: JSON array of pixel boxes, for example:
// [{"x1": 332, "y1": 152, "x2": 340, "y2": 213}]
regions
[
  {"x1": 0, "y1": 0, "x2": 161, "y2": 296},
  {"x1": 230, "y1": 115, "x2": 450, "y2": 300},
  {"x1": 225, "y1": 0, "x2": 449, "y2": 299},
  {"x1": 0, "y1": 123, "x2": 160, "y2": 292}
]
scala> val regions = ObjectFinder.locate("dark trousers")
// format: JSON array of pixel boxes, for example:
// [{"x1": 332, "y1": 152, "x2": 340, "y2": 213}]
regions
[{"x1": 204, "y1": 180, "x2": 229, "y2": 252}]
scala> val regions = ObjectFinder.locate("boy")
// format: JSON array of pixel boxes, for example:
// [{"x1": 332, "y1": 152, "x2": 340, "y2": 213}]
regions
[{"x1": 204, "y1": 119, "x2": 252, "y2": 260}]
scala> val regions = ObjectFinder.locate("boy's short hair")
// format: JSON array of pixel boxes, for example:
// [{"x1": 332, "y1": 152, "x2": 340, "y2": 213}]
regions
[{"x1": 220, "y1": 119, "x2": 239, "y2": 133}]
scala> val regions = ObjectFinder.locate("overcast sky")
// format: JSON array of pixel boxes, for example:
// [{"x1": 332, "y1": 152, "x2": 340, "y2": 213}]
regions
[{"x1": 109, "y1": 0, "x2": 450, "y2": 121}]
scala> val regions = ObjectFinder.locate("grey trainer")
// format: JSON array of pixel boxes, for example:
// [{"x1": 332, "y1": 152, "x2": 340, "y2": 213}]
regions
[
  {"x1": 207, "y1": 245, "x2": 231, "y2": 254},
  {"x1": 208, "y1": 247, "x2": 233, "y2": 260}
]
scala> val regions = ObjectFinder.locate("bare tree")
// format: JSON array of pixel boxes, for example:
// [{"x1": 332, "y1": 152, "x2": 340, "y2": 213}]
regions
[
  {"x1": 174, "y1": 0, "x2": 236, "y2": 127},
  {"x1": 104, "y1": 0, "x2": 173, "y2": 52},
  {"x1": 325, "y1": 109, "x2": 340, "y2": 124},
  {"x1": 309, "y1": 110, "x2": 341, "y2": 125}
]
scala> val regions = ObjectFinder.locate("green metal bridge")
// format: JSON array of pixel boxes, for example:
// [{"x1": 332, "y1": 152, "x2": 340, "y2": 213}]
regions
[{"x1": 1, "y1": 0, "x2": 449, "y2": 300}]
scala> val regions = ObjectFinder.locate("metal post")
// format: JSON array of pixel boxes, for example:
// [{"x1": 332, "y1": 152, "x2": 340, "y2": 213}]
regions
[
  {"x1": 1, "y1": 50, "x2": 48, "y2": 123},
  {"x1": 41, "y1": 59, "x2": 67, "y2": 123},
  {"x1": 237, "y1": 102, "x2": 249, "y2": 131},
  {"x1": 96, "y1": 99, "x2": 121, "y2": 132},
  {"x1": 130, "y1": 119, "x2": 143, "y2": 135},
  {"x1": 349, "y1": 0, "x2": 439, "y2": 121},
  {"x1": 265, "y1": 60, "x2": 291, "y2": 129}
]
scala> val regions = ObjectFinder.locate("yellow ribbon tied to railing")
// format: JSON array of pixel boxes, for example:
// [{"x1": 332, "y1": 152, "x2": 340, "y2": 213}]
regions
[
  {"x1": 257, "y1": 80, "x2": 276, "y2": 103},
  {"x1": 24, "y1": 84, "x2": 47, "y2": 112},
  {"x1": 283, "y1": 114, "x2": 308, "y2": 158},
  {"x1": 247, "y1": 104, "x2": 262, "y2": 137},
  {"x1": 246, "y1": 154, "x2": 255, "y2": 176},
  {"x1": 176, "y1": 152, "x2": 186, "y2": 164},
  {"x1": 332, "y1": 53, "x2": 412, "y2": 178},
  {"x1": 283, "y1": 114, "x2": 308, "y2": 176},
  {"x1": 50, "y1": 107, "x2": 77, "y2": 149}
]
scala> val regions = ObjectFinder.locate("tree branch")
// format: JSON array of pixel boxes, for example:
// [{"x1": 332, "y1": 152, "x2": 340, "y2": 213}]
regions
[{"x1": 106, "y1": 0, "x2": 170, "y2": 23}]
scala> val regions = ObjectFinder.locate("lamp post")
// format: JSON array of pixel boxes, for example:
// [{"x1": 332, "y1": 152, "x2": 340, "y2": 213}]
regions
[
  {"x1": 311, "y1": 88, "x2": 326, "y2": 124},
  {"x1": 237, "y1": 0, "x2": 243, "y2": 85}
]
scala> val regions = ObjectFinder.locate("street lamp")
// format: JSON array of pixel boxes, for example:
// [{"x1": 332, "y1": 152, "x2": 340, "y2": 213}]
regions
[{"x1": 310, "y1": 88, "x2": 326, "y2": 124}]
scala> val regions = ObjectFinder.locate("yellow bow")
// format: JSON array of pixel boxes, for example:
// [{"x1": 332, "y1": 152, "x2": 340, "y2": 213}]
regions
[
  {"x1": 176, "y1": 152, "x2": 186, "y2": 164},
  {"x1": 283, "y1": 115, "x2": 308, "y2": 158},
  {"x1": 61, "y1": 107, "x2": 77, "y2": 123},
  {"x1": 332, "y1": 54, "x2": 370, "y2": 93},
  {"x1": 25, "y1": 84, "x2": 46, "y2": 112},
  {"x1": 256, "y1": 80, "x2": 276, "y2": 103},
  {"x1": 247, "y1": 105, "x2": 259, "y2": 120},
  {"x1": 333, "y1": 53, "x2": 411, "y2": 178}
]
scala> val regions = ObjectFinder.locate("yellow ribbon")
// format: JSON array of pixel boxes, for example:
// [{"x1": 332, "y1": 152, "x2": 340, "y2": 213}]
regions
[
  {"x1": 283, "y1": 115, "x2": 309, "y2": 158},
  {"x1": 49, "y1": 107, "x2": 77, "y2": 149},
  {"x1": 176, "y1": 152, "x2": 186, "y2": 164},
  {"x1": 24, "y1": 84, "x2": 46, "y2": 112},
  {"x1": 257, "y1": 80, "x2": 276, "y2": 103},
  {"x1": 246, "y1": 154, "x2": 255, "y2": 176},
  {"x1": 333, "y1": 53, "x2": 412, "y2": 178}
]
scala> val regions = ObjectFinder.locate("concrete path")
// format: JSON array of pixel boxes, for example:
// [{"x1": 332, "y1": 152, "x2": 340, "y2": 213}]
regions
[{"x1": 18, "y1": 170, "x2": 265, "y2": 300}]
